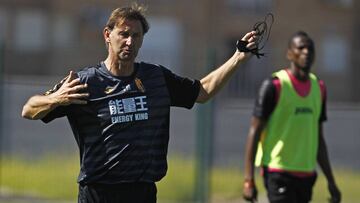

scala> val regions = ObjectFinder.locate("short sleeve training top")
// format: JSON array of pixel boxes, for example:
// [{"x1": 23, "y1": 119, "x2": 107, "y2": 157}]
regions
[{"x1": 42, "y1": 62, "x2": 200, "y2": 184}]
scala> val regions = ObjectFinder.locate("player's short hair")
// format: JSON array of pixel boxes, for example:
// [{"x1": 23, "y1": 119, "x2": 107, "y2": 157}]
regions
[
  {"x1": 105, "y1": 3, "x2": 149, "y2": 35},
  {"x1": 288, "y1": 31, "x2": 313, "y2": 48}
]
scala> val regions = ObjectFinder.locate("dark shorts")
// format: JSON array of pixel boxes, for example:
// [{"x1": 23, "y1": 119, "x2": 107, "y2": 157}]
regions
[
  {"x1": 78, "y1": 182, "x2": 157, "y2": 203},
  {"x1": 263, "y1": 170, "x2": 317, "y2": 203}
]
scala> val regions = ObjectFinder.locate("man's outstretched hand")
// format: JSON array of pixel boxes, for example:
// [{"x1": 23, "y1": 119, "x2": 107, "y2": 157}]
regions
[{"x1": 236, "y1": 31, "x2": 258, "y2": 58}]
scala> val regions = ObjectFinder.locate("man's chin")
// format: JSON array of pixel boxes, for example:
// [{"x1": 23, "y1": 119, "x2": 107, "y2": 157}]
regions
[
  {"x1": 300, "y1": 65, "x2": 311, "y2": 73},
  {"x1": 119, "y1": 55, "x2": 135, "y2": 62},
  {"x1": 298, "y1": 61, "x2": 312, "y2": 70}
]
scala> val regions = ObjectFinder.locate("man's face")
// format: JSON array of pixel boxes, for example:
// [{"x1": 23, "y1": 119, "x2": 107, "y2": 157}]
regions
[
  {"x1": 287, "y1": 36, "x2": 315, "y2": 71},
  {"x1": 106, "y1": 19, "x2": 144, "y2": 62}
]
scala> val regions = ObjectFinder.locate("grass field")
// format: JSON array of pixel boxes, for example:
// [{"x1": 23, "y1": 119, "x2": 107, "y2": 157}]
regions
[{"x1": 1, "y1": 154, "x2": 359, "y2": 203}]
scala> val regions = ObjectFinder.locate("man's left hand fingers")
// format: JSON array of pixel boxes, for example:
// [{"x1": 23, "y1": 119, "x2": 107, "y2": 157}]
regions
[
  {"x1": 248, "y1": 36, "x2": 258, "y2": 43},
  {"x1": 241, "y1": 31, "x2": 257, "y2": 41},
  {"x1": 246, "y1": 42, "x2": 257, "y2": 50}
]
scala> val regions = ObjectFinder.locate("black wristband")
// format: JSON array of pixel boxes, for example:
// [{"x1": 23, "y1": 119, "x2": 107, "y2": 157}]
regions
[{"x1": 236, "y1": 40, "x2": 264, "y2": 58}]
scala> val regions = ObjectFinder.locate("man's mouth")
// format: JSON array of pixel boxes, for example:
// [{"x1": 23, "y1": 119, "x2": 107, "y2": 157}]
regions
[{"x1": 121, "y1": 49, "x2": 132, "y2": 57}]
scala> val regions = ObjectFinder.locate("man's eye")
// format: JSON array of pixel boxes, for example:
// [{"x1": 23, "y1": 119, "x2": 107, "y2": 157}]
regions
[
  {"x1": 298, "y1": 46, "x2": 305, "y2": 50},
  {"x1": 120, "y1": 32, "x2": 129, "y2": 38}
]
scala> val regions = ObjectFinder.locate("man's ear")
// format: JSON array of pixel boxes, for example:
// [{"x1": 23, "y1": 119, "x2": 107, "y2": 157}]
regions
[
  {"x1": 103, "y1": 27, "x2": 111, "y2": 43},
  {"x1": 286, "y1": 49, "x2": 293, "y2": 61}
]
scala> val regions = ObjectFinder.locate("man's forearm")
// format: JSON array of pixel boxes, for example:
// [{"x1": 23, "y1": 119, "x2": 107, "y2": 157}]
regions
[
  {"x1": 244, "y1": 117, "x2": 265, "y2": 180},
  {"x1": 197, "y1": 52, "x2": 247, "y2": 103},
  {"x1": 22, "y1": 94, "x2": 58, "y2": 120},
  {"x1": 244, "y1": 138, "x2": 258, "y2": 180},
  {"x1": 317, "y1": 132, "x2": 336, "y2": 184},
  {"x1": 317, "y1": 127, "x2": 342, "y2": 202},
  {"x1": 196, "y1": 31, "x2": 257, "y2": 103}
]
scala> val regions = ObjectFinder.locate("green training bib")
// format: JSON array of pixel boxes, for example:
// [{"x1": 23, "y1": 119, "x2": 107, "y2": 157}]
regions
[{"x1": 255, "y1": 69, "x2": 321, "y2": 172}]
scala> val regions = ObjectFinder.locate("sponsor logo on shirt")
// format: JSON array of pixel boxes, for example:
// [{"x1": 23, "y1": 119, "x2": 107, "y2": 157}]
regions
[
  {"x1": 295, "y1": 107, "x2": 313, "y2": 115},
  {"x1": 104, "y1": 86, "x2": 116, "y2": 94},
  {"x1": 108, "y1": 96, "x2": 149, "y2": 124},
  {"x1": 105, "y1": 79, "x2": 144, "y2": 95}
]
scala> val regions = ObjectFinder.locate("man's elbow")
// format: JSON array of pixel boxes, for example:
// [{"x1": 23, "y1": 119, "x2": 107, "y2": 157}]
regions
[
  {"x1": 196, "y1": 93, "x2": 211, "y2": 104},
  {"x1": 21, "y1": 105, "x2": 37, "y2": 120},
  {"x1": 196, "y1": 85, "x2": 212, "y2": 104}
]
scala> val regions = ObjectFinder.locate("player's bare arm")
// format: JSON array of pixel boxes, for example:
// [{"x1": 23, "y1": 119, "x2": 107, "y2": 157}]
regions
[
  {"x1": 317, "y1": 124, "x2": 341, "y2": 203},
  {"x1": 21, "y1": 71, "x2": 89, "y2": 120},
  {"x1": 196, "y1": 31, "x2": 257, "y2": 103},
  {"x1": 243, "y1": 117, "x2": 266, "y2": 202}
]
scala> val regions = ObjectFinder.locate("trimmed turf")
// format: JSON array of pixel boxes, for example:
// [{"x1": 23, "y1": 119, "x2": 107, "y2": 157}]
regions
[{"x1": 1, "y1": 154, "x2": 359, "y2": 202}]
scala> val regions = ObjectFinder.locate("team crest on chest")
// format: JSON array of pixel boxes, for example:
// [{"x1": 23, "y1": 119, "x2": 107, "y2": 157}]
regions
[{"x1": 135, "y1": 78, "x2": 145, "y2": 93}]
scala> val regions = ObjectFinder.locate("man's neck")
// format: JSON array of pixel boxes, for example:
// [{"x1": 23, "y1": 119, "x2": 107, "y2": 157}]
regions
[
  {"x1": 104, "y1": 57, "x2": 134, "y2": 77},
  {"x1": 289, "y1": 64, "x2": 310, "y2": 81}
]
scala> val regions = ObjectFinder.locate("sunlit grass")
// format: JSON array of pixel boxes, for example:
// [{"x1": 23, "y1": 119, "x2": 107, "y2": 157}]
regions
[
  {"x1": 1, "y1": 155, "x2": 79, "y2": 199},
  {"x1": 312, "y1": 168, "x2": 360, "y2": 203},
  {"x1": 1, "y1": 154, "x2": 359, "y2": 203}
]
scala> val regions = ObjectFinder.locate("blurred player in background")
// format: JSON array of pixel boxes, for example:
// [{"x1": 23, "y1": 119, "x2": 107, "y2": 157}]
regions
[
  {"x1": 242, "y1": 31, "x2": 341, "y2": 203},
  {"x1": 22, "y1": 4, "x2": 258, "y2": 203}
]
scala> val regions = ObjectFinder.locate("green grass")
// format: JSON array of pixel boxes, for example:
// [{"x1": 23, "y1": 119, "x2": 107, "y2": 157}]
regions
[
  {"x1": 210, "y1": 166, "x2": 360, "y2": 203},
  {"x1": 1, "y1": 154, "x2": 359, "y2": 203},
  {"x1": 312, "y1": 168, "x2": 360, "y2": 203},
  {"x1": 1, "y1": 155, "x2": 79, "y2": 199}
]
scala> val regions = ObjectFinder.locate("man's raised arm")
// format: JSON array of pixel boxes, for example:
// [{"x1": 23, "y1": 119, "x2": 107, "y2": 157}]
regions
[{"x1": 196, "y1": 31, "x2": 257, "y2": 103}]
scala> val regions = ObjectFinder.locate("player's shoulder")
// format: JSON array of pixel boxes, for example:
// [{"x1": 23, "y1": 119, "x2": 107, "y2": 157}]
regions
[
  {"x1": 261, "y1": 75, "x2": 278, "y2": 86},
  {"x1": 138, "y1": 61, "x2": 167, "y2": 72},
  {"x1": 76, "y1": 63, "x2": 101, "y2": 78},
  {"x1": 137, "y1": 61, "x2": 170, "y2": 78},
  {"x1": 257, "y1": 74, "x2": 279, "y2": 97},
  {"x1": 75, "y1": 63, "x2": 104, "y2": 84},
  {"x1": 311, "y1": 72, "x2": 326, "y2": 88}
]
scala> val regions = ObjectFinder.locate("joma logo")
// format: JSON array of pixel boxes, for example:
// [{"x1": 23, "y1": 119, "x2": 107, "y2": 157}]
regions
[{"x1": 295, "y1": 107, "x2": 313, "y2": 115}]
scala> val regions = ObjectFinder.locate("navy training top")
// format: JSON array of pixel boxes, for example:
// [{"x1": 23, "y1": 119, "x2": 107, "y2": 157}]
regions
[{"x1": 42, "y1": 62, "x2": 200, "y2": 185}]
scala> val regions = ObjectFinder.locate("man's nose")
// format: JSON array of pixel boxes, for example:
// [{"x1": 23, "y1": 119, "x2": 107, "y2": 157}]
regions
[
  {"x1": 125, "y1": 36, "x2": 133, "y2": 45},
  {"x1": 301, "y1": 47, "x2": 309, "y2": 55}
]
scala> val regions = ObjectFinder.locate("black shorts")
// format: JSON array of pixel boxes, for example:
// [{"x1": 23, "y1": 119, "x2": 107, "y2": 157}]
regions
[
  {"x1": 263, "y1": 170, "x2": 317, "y2": 203},
  {"x1": 78, "y1": 182, "x2": 157, "y2": 203}
]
